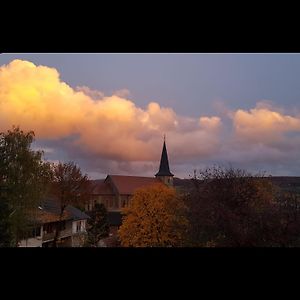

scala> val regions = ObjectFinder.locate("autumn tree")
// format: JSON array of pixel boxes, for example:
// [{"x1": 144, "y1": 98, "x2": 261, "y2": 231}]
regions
[
  {"x1": 118, "y1": 183, "x2": 189, "y2": 247},
  {"x1": 0, "y1": 126, "x2": 52, "y2": 246},
  {"x1": 50, "y1": 161, "x2": 91, "y2": 247},
  {"x1": 184, "y1": 166, "x2": 279, "y2": 247},
  {"x1": 85, "y1": 203, "x2": 109, "y2": 247}
]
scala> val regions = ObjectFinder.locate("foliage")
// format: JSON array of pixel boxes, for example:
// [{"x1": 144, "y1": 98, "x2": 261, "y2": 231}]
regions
[
  {"x1": 274, "y1": 190, "x2": 300, "y2": 246},
  {"x1": 51, "y1": 161, "x2": 91, "y2": 211},
  {"x1": 184, "y1": 166, "x2": 279, "y2": 247},
  {"x1": 0, "y1": 126, "x2": 52, "y2": 246},
  {"x1": 50, "y1": 161, "x2": 91, "y2": 246},
  {"x1": 0, "y1": 195, "x2": 12, "y2": 247},
  {"x1": 118, "y1": 183, "x2": 189, "y2": 247},
  {"x1": 85, "y1": 203, "x2": 109, "y2": 247}
]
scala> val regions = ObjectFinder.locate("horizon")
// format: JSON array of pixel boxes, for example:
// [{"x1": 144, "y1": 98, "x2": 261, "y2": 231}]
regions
[{"x1": 1, "y1": 53, "x2": 300, "y2": 178}]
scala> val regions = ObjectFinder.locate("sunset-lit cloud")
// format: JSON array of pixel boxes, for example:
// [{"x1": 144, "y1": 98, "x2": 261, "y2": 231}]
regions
[
  {"x1": 0, "y1": 59, "x2": 221, "y2": 164},
  {"x1": 232, "y1": 102, "x2": 300, "y2": 144},
  {"x1": 75, "y1": 86, "x2": 104, "y2": 100},
  {"x1": 2, "y1": 59, "x2": 300, "y2": 178}
]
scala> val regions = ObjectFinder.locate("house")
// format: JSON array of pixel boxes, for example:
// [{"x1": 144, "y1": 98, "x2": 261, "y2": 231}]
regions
[
  {"x1": 85, "y1": 138, "x2": 176, "y2": 244},
  {"x1": 19, "y1": 198, "x2": 90, "y2": 247}
]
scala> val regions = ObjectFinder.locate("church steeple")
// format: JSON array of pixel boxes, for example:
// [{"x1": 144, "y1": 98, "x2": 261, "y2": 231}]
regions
[{"x1": 155, "y1": 136, "x2": 174, "y2": 185}]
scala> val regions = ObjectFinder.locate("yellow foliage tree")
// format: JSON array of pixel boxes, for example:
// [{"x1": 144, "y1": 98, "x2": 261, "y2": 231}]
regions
[{"x1": 118, "y1": 183, "x2": 189, "y2": 247}]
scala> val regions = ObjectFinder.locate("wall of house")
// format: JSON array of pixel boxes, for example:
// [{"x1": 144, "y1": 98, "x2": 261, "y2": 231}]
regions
[
  {"x1": 88, "y1": 194, "x2": 131, "y2": 213},
  {"x1": 42, "y1": 220, "x2": 73, "y2": 242},
  {"x1": 71, "y1": 220, "x2": 87, "y2": 246},
  {"x1": 119, "y1": 195, "x2": 131, "y2": 209},
  {"x1": 72, "y1": 219, "x2": 87, "y2": 234}
]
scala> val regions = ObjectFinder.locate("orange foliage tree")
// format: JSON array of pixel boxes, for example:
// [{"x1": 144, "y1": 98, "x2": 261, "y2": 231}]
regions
[{"x1": 118, "y1": 184, "x2": 189, "y2": 247}]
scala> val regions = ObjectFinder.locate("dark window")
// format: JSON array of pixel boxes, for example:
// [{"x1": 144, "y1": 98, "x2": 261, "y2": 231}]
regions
[
  {"x1": 59, "y1": 221, "x2": 66, "y2": 231},
  {"x1": 35, "y1": 226, "x2": 41, "y2": 236},
  {"x1": 44, "y1": 223, "x2": 54, "y2": 233},
  {"x1": 76, "y1": 221, "x2": 81, "y2": 232}
]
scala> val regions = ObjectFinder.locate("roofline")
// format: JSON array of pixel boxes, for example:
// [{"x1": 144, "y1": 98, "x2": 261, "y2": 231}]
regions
[
  {"x1": 155, "y1": 172, "x2": 174, "y2": 177},
  {"x1": 108, "y1": 174, "x2": 157, "y2": 179}
]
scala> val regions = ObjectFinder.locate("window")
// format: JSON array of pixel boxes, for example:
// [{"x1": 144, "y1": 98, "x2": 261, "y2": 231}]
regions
[
  {"x1": 75, "y1": 221, "x2": 86, "y2": 233},
  {"x1": 28, "y1": 226, "x2": 41, "y2": 238},
  {"x1": 35, "y1": 226, "x2": 41, "y2": 237},
  {"x1": 59, "y1": 221, "x2": 66, "y2": 231},
  {"x1": 88, "y1": 200, "x2": 95, "y2": 211},
  {"x1": 114, "y1": 198, "x2": 119, "y2": 208},
  {"x1": 121, "y1": 198, "x2": 128, "y2": 208},
  {"x1": 44, "y1": 223, "x2": 54, "y2": 233},
  {"x1": 76, "y1": 221, "x2": 81, "y2": 232}
]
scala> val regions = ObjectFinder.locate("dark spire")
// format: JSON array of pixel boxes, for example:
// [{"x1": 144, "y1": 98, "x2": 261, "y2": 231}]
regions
[{"x1": 155, "y1": 137, "x2": 174, "y2": 177}]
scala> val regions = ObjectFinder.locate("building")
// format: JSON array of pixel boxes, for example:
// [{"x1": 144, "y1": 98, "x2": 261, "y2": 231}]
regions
[
  {"x1": 19, "y1": 198, "x2": 90, "y2": 247},
  {"x1": 84, "y1": 138, "x2": 176, "y2": 245}
]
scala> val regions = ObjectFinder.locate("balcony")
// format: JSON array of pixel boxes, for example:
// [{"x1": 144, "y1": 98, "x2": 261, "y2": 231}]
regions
[{"x1": 42, "y1": 228, "x2": 72, "y2": 242}]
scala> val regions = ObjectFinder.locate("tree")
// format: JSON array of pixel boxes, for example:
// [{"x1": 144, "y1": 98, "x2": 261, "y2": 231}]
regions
[
  {"x1": 0, "y1": 126, "x2": 52, "y2": 246},
  {"x1": 0, "y1": 190, "x2": 12, "y2": 247},
  {"x1": 184, "y1": 166, "x2": 278, "y2": 247},
  {"x1": 85, "y1": 203, "x2": 109, "y2": 247},
  {"x1": 118, "y1": 184, "x2": 189, "y2": 247},
  {"x1": 50, "y1": 161, "x2": 91, "y2": 247},
  {"x1": 274, "y1": 190, "x2": 300, "y2": 246}
]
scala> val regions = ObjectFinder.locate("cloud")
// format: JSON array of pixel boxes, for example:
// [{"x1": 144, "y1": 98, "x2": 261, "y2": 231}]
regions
[
  {"x1": 232, "y1": 102, "x2": 300, "y2": 145},
  {"x1": 75, "y1": 86, "x2": 104, "y2": 100},
  {"x1": 113, "y1": 88, "x2": 131, "y2": 98},
  {"x1": 0, "y1": 59, "x2": 222, "y2": 165},
  {"x1": 3, "y1": 59, "x2": 300, "y2": 177}
]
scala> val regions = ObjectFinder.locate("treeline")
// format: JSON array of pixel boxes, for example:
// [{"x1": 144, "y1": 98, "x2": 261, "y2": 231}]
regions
[
  {"x1": 184, "y1": 167, "x2": 300, "y2": 247},
  {"x1": 119, "y1": 167, "x2": 300, "y2": 247}
]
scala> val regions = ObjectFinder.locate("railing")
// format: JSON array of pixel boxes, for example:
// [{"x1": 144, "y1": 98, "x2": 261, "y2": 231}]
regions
[{"x1": 42, "y1": 228, "x2": 72, "y2": 242}]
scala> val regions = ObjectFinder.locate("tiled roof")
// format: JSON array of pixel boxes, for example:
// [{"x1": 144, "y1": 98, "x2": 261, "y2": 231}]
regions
[
  {"x1": 66, "y1": 205, "x2": 90, "y2": 221},
  {"x1": 108, "y1": 175, "x2": 162, "y2": 195},
  {"x1": 34, "y1": 209, "x2": 71, "y2": 224},
  {"x1": 33, "y1": 198, "x2": 89, "y2": 224}
]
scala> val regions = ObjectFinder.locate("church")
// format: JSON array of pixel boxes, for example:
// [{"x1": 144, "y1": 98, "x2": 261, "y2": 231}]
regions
[{"x1": 85, "y1": 138, "x2": 184, "y2": 244}]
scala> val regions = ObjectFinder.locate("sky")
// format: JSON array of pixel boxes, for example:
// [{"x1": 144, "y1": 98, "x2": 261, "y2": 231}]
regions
[{"x1": 1, "y1": 53, "x2": 300, "y2": 178}]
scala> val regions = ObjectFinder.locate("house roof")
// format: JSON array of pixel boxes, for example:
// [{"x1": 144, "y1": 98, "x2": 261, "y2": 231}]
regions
[
  {"x1": 34, "y1": 209, "x2": 71, "y2": 224},
  {"x1": 33, "y1": 198, "x2": 90, "y2": 224},
  {"x1": 66, "y1": 205, "x2": 90, "y2": 221},
  {"x1": 108, "y1": 175, "x2": 161, "y2": 195}
]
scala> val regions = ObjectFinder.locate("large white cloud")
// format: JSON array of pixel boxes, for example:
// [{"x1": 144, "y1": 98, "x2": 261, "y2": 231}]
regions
[{"x1": 0, "y1": 59, "x2": 222, "y2": 163}]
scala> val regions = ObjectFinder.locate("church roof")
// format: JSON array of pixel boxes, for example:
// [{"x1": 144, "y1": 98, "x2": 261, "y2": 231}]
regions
[
  {"x1": 108, "y1": 175, "x2": 161, "y2": 195},
  {"x1": 90, "y1": 179, "x2": 113, "y2": 195},
  {"x1": 155, "y1": 140, "x2": 174, "y2": 177}
]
